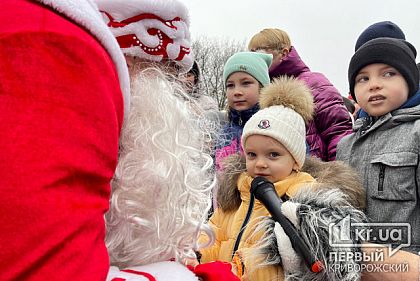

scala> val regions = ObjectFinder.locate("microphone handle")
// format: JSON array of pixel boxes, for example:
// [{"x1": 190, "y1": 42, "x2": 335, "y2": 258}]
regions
[
  {"x1": 255, "y1": 187, "x2": 323, "y2": 273},
  {"x1": 269, "y1": 200, "x2": 315, "y2": 269}
]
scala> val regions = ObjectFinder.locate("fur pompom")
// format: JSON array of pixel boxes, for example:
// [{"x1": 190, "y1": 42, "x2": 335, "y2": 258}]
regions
[{"x1": 259, "y1": 76, "x2": 314, "y2": 123}]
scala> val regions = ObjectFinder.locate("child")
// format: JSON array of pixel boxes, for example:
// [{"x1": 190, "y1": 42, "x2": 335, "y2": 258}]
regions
[
  {"x1": 180, "y1": 60, "x2": 201, "y2": 97},
  {"x1": 179, "y1": 60, "x2": 225, "y2": 153},
  {"x1": 200, "y1": 75, "x2": 367, "y2": 281},
  {"x1": 202, "y1": 76, "x2": 315, "y2": 281},
  {"x1": 337, "y1": 37, "x2": 420, "y2": 254},
  {"x1": 248, "y1": 28, "x2": 353, "y2": 161},
  {"x1": 215, "y1": 51, "x2": 272, "y2": 170}
]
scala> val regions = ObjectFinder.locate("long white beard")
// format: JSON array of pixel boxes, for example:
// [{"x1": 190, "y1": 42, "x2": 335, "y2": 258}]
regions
[{"x1": 106, "y1": 66, "x2": 215, "y2": 268}]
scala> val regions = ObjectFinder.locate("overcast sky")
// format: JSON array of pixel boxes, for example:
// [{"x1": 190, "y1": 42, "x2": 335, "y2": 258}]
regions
[{"x1": 182, "y1": 0, "x2": 420, "y2": 96}]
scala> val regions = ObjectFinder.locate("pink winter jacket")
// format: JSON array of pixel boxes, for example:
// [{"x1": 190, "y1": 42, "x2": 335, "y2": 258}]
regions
[{"x1": 269, "y1": 46, "x2": 352, "y2": 161}]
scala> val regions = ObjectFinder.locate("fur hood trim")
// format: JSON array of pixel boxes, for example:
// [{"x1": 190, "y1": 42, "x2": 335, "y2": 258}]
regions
[
  {"x1": 217, "y1": 155, "x2": 365, "y2": 212},
  {"x1": 302, "y1": 157, "x2": 366, "y2": 210},
  {"x1": 260, "y1": 76, "x2": 314, "y2": 123},
  {"x1": 217, "y1": 153, "x2": 245, "y2": 212},
  {"x1": 250, "y1": 188, "x2": 366, "y2": 281}
]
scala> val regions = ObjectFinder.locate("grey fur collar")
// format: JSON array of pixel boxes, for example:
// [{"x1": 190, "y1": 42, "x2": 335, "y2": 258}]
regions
[{"x1": 251, "y1": 188, "x2": 366, "y2": 281}]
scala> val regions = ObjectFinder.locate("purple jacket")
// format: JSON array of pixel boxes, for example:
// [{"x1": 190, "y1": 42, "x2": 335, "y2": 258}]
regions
[{"x1": 270, "y1": 47, "x2": 352, "y2": 161}]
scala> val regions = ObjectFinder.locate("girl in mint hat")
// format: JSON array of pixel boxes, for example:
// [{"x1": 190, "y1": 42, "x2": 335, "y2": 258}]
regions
[{"x1": 215, "y1": 51, "x2": 272, "y2": 170}]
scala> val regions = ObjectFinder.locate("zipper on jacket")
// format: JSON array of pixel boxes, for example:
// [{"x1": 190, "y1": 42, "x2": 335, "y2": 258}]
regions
[
  {"x1": 360, "y1": 116, "x2": 374, "y2": 136},
  {"x1": 378, "y1": 164, "x2": 385, "y2": 192},
  {"x1": 238, "y1": 116, "x2": 243, "y2": 126},
  {"x1": 231, "y1": 194, "x2": 255, "y2": 260}
]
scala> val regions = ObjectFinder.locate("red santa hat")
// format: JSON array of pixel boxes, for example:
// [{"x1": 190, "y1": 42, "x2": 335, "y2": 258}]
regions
[{"x1": 96, "y1": 0, "x2": 194, "y2": 73}]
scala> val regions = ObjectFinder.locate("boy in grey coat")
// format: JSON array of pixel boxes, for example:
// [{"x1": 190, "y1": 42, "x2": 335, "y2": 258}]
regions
[{"x1": 337, "y1": 37, "x2": 420, "y2": 254}]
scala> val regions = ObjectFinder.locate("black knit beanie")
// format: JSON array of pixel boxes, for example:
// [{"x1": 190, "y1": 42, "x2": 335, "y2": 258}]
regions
[
  {"x1": 355, "y1": 21, "x2": 405, "y2": 51},
  {"x1": 348, "y1": 38, "x2": 419, "y2": 102}
]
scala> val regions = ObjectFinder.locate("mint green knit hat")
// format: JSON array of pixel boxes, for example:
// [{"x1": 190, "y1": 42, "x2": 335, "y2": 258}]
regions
[{"x1": 223, "y1": 52, "x2": 273, "y2": 86}]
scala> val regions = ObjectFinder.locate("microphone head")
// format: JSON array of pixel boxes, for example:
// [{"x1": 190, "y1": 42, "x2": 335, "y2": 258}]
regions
[{"x1": 250, "y1": 176, "x2": 272, "y2": 196}]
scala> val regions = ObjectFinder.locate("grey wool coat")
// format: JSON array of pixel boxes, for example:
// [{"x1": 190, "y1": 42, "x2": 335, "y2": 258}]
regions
[{"x1": 337, "y1": 104, "x2": 420, "y2": 254}]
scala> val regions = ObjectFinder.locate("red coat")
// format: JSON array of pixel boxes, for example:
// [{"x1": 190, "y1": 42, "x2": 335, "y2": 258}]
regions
[{"x1": 0, "y1": 0, "x2": 124, "y2": 280}]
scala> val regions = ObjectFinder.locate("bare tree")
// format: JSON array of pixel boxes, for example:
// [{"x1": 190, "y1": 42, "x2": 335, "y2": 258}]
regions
[{"x1": 192, "y1": 36, "x2": 246, "y2": 110}]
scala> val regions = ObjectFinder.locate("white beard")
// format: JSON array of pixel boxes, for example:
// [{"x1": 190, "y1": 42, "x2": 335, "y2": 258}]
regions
[{"x1": 106, "y1": 66, "x2": 215, "y2": 268}]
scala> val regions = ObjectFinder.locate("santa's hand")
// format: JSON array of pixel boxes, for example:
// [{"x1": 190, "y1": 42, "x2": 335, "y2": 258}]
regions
[{"x1": 274, "y1": 201, "x2": 303, "y2": 274}]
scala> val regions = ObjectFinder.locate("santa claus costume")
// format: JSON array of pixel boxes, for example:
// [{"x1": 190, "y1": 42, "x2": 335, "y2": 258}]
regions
[
  {"x1": 95, "y1": 1, "x2": 238, "y2": 280},
  {"x1": 0, "y1": 0, "x2": 129, "y2": 280}
]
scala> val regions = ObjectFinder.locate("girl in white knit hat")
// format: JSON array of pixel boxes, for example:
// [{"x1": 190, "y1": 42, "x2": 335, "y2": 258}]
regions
[
  {"x1": 199, "y1": 76, "x2": 367, "y2": 281},
  {"x1": 241, "y1": 77, "x2": 315, "y2": 192},
  {"x1": 200, "y1": 76, "x2": 316, "y2": 281}
]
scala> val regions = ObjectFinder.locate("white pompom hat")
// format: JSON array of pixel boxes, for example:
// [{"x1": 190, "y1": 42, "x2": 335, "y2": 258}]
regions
[
  {"x1": 95, "y1": 0, "x2": 193, "y2": 73},
  {"x1": 241, "y1": 77, "x2": 314, "y2": 168}
]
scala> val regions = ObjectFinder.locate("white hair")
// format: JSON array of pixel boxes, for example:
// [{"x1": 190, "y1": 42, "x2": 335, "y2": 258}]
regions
[{"x1": 106, "y1": 65, "x2": 216, "y2": 268}]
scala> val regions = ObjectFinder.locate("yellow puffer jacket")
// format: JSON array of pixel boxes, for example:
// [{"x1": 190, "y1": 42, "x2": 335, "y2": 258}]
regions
[{"x1": 200, "y1": 171, "x2": 315, "y2": 281}]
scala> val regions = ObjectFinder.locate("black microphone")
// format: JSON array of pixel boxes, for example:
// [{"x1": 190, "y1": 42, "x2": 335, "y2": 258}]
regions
[{"x1": 250, "y1": 176, "x2": 323, "y2": 273}]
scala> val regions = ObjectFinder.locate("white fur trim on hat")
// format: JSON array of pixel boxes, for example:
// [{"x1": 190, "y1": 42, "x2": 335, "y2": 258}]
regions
[
  {"x1": 35, "y1": 0, "x2": 131, "y2": 120},
  {"x1": 96, "y1": 0, "x2": 193, "y2": 73}
]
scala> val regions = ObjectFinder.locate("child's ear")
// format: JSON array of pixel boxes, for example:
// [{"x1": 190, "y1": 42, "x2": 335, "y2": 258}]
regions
[
  {"x1": 281, "y1": 48, "x2": 290, "y2": 58},
  {"x1": 292, "y1": 162, "x2": 299, "y2": 171}
]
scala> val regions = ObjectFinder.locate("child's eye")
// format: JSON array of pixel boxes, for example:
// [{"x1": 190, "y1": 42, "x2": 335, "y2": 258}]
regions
[
  {"x1": 355, "y1": 75, "x2": 368, "y2": 83},
  {"x1": 269, "y1": 152, "x2": 280, "y2": 158},
  {"x1": 226, "y1": 83, "x2": 234, "y2": 89},
  {"x1": 242, "y1": 80, "x2": 254, "y2": 86},
  {"x1": 383, "y1": 71, "x2": 397, "y2": 77},
  {"x1": 246, "y1": 152, "x2": 256, "y2": 158}
]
